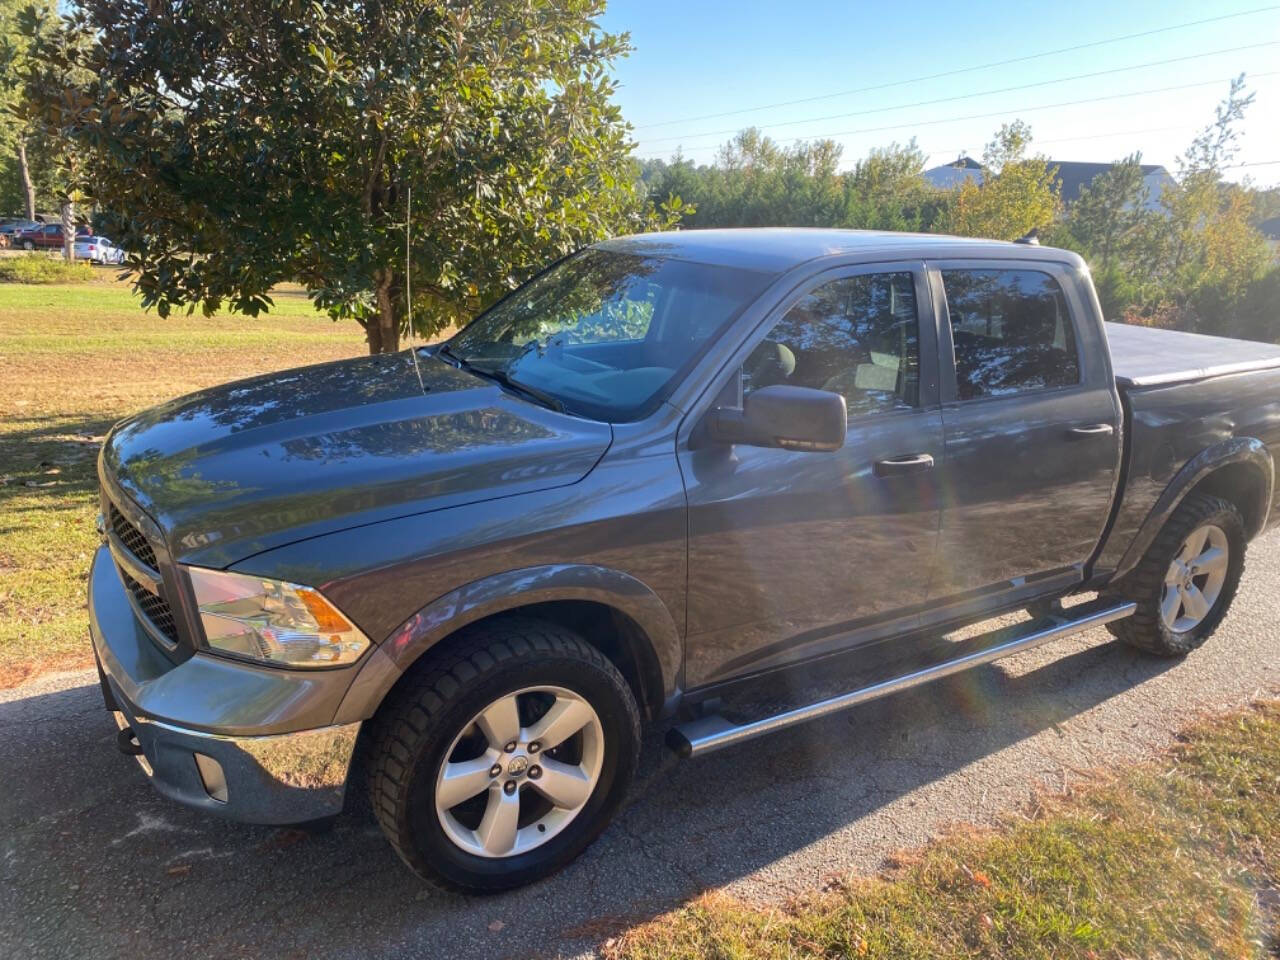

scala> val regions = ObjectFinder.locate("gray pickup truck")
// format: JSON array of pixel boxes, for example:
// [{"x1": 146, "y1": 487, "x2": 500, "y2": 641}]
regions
[{"x1": 90, "y1": 228, "x2": 1280, "y2": 891}]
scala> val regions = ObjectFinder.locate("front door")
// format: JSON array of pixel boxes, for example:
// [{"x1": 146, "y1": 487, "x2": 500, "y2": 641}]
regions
[
  {"x1": 680, "y1": 263, "x2": 944, "y2": 688},
  {"x1": 927, "y1": 262, "x2": 1122, "y2": 609}
]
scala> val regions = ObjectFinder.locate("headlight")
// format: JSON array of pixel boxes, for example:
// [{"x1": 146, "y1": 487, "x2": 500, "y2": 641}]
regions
[{"x1": 186, "y1": 567, "x2": 370, "y2": 668}]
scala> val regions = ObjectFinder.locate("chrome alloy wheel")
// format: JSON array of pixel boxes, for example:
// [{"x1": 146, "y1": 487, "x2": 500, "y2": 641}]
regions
[
  {"x1": 434, "y1": 686, "x2": 604, "y2": 858},
  {"x1": 1161, "y1": 523, "x2": 1229, "y2": 633}
]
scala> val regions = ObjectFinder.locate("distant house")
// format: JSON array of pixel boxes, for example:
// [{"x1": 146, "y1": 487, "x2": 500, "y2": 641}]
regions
[
  {"x1": 923, "y1": 156, "x2": 983, "y2": 190},
  {"x1": 1259, "y1": 216, "x2": 1280, "y2": 254},
  {"x1": 923, "y1": 157, "x2": 1175, "y2": 211}
]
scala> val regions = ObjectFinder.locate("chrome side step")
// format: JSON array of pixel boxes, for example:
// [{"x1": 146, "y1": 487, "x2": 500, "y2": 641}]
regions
[{"x1": 667, "y1": 598, "x2": 1136, "y2": 758}]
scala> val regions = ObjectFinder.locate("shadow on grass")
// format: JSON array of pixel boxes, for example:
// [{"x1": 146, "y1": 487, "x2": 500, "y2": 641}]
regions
[{"x1": 0, "y1": 413, "x2": 115, "y2": 528}]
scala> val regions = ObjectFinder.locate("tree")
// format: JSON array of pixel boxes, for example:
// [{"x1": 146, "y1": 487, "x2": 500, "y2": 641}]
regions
[
  {"x1": 0, "y1": 0, "x2": 56, "y2": 218},
  {"x1": 1064, "y1": 154, "x2": 1148, "y2": 272},
  {"x1": 942, "y1": 122, "x2": 1060, "y2": 240},
  {"x1": 1128, "y1": 76, "x2": 1271, "y2": 335},
  {"x1": 22, "y1": 0, "x2": 681, "y2": 353},
  {"x1": 841, "y1": 140, "x2": 944, "y2": 231},
  {"x1": 1053, "y1": 153, "x2": 1152, "y2": 317}
]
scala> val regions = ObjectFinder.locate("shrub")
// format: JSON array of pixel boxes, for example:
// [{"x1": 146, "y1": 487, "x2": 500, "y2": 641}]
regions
[{"x1": 0, "y1": 254, "x2": 101, "y2": 284}]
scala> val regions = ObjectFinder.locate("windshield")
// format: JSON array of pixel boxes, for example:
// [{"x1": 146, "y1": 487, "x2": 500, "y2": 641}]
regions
[{"x1": 442, "y1": 249, "x2": 772, "y2": 421}]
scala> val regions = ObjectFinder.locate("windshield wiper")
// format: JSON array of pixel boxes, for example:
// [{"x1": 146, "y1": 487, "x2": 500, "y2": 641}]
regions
[
  {"x1": 436, "y1": 344, "x2": 566, "y2": 413},
  {"x1": 483, "y1": 368, "x2": 566, "y2": 413}
]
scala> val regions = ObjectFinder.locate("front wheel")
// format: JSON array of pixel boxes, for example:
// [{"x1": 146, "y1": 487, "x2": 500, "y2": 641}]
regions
[
  {"x1": 367, "y1": 617, "x2": 641, "y2": 892},
  {"x1": 21, "y1": 240, "x2": 33, "y2": 251},
  {"x1": 1106, "y1": 493, "x2": 1245, "y2": 656}
]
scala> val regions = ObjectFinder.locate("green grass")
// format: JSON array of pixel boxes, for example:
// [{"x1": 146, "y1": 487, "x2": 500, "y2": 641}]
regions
[
  {"x1": 0, "y1": 254, "x2": 100, "y2": 284},
  {"x1": 607, "y1": 702, "x2": 1280, "y2": 959},
  {"x1": 0, "y1": 281, "x2": 367, "y2": 684}
]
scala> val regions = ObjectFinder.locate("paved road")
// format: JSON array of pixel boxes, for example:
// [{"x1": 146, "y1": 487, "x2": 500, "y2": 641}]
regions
[{"x1": 3, "y1": 530, "x2": 1278, "y2": 959}]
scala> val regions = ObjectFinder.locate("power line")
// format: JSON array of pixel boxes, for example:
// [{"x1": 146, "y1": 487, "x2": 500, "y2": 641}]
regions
[
  {"x1": 638, "y1": 42, "x2": 1279, "y2": 147},
  {"x1": 656, "y1": 72, "x2": 1280, "y2": 159},
  {"x1": 635, "y1": 5, "x2": 1280, "y2": 130}
]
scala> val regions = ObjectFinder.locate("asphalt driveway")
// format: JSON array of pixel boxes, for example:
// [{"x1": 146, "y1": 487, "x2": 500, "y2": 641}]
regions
[{"x1": 3, "y1": 530, "x2": 1278, "y2": 959}]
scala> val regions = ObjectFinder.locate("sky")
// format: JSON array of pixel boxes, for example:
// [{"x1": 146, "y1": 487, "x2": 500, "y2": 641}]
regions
[{"x1": 599, "y1": 0, "x2": 1280, "y2": 185}]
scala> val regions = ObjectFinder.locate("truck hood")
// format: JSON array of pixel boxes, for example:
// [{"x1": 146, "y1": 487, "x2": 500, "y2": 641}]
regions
[{"x1": 102, "y1": 351, "x2": 612, "y2": 567}]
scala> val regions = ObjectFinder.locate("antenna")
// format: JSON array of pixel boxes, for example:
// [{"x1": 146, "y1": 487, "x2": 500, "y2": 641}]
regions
[{"x1": 406, "y1": 184, "x2": 425, "y2": 391}]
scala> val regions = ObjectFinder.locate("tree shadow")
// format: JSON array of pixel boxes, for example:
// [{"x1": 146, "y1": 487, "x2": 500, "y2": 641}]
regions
[
  {"x1": 0, "y1": 413, "x2": 113, "y2": 532},
  {"x1": 0, "y1": 634, "x2": 1179, "y2": 960}
]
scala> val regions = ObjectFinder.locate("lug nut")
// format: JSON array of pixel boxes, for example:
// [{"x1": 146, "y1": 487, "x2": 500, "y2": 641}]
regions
[
  {"x1": 503, "y1": 780, "x2": 518, "y2": 795},
  {"x1": 504, "y1": 741, "x2": 517, "y2": 753},
  {"x1": 489, "y1": 763, "x2": 502, "y2": 778},
  {"x1": 528, "y1": 741, "x2": 541, "y2": 754},
  {"x1": 528, "y1": 765, "x2": 542, "y2": 780}
]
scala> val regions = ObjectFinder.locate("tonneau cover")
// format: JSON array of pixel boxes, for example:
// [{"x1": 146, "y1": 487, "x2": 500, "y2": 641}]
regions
[{"x1": 1105, "y1": 321, "x2": 1280, "y2": 389}]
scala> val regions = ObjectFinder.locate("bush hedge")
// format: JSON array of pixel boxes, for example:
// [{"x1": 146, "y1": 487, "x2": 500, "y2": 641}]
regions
[{"x1": 0, "y1": 254, "x2": 101, "y2": 284}]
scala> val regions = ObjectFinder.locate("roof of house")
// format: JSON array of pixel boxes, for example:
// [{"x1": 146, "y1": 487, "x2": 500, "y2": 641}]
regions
[
  {"x1": 923, "y1": 157, "x2": 1172, "y2": 204},
  {"x1": 1051, "y1": 161, "x2": 1169, "y2": 204},
  {"x1": 596, "y1": 227, "x2": 1084, "y2": 273},
  {"x1": 1258, "y1": 216, "x2": 1280, "y2": 240}
]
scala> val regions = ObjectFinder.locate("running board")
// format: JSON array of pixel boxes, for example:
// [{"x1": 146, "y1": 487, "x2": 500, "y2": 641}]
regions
[{"x1": 667, "y1": 598, "x2": 1136, "y2": 758}]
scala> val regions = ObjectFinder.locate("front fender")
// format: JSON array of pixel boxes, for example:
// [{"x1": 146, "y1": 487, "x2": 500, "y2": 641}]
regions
[
  {"x1": 332, "y1": 563, "x2": 682, "y2": 724},
  {"x1": 1114, "y1": 436, "x2": 1273, "y2": 580}
]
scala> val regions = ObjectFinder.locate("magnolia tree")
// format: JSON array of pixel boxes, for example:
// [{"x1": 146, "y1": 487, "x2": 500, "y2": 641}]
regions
[{"x1": 23, "y1": 0, "x2": 682, "y2": 352}]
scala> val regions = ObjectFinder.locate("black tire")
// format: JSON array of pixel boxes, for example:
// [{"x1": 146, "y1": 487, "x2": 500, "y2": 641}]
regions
[
  {"x1": 1105, "y1": 493, "x2": 1245, "y2": 656},
  {"x1": 367, "y1": 617, "x2": 641, "y2": 893}
]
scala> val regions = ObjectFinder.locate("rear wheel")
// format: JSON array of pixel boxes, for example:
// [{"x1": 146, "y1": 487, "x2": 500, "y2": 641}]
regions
[
  {"x1": 367, "y1": 617, "x2": 640, "y2": 892},
  {"x1": 1106, "y1": 493, "x2": 1245, "y2": 656}
]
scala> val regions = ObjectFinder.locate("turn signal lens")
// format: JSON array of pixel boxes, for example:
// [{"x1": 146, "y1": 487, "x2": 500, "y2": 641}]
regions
[{"x1": 186, "y1": 567, "x2": 369, "y2": 668}]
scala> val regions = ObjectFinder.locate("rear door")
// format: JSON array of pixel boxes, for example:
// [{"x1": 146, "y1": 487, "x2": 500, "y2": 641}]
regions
[{"x1": 927, "y1": 261, "x2": 1121, "y2": 611}]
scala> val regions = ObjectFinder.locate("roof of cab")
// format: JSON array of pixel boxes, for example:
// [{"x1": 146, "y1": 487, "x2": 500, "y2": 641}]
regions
[{"x1": 594, "y1": 227, "x2": 1085, "y2": 274}]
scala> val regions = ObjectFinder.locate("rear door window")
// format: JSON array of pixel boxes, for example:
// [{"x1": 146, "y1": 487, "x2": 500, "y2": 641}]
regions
[{"x1": 940, "y1": 269, "x2": 1079, "y2": 400}]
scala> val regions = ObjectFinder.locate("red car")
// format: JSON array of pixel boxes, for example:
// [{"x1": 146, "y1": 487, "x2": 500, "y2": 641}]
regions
[{"x1": 16, "y1": 223, "x2": 91, "y2": 250}]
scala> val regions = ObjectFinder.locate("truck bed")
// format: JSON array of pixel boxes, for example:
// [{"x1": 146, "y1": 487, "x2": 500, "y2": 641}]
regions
[{"x1": 1105, "y1": 321, "x2": 1280, "y2": 389}]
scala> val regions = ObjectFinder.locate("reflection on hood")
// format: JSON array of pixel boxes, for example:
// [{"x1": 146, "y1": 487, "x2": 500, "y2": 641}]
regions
[{"x1": 103, "y1": 352, "x2": 612, "y2": 567}]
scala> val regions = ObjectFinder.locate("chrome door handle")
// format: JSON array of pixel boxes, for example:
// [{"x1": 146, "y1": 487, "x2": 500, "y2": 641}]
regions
[
  {"x1": 1067, "y1": 423, "x2": 1115, "y2": 439},
  {"x1": 874, "y1": 453, "x2": 936, "y2": 478}
]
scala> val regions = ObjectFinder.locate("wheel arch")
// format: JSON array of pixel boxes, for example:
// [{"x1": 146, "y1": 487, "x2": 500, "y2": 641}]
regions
[
  {"x1": 334, "y1": 564, "x2": 682, "y2": 726},
  {"x1": 1115, "y1": 437, "x2": 1273, "y2": 580}
]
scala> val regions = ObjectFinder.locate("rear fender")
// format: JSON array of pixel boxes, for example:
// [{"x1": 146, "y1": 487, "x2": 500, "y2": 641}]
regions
[
  {"x1": 1113, "y1": 437, "x2": 1273, "y2": 581},
  {"x1": 332, "y1": 564, "x2": 682, "y2": 724}
]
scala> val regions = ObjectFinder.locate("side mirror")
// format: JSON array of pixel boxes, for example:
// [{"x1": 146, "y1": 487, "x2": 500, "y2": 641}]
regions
[{"x1": 706, "y1": 384, "x2": 847, "y2": 452}]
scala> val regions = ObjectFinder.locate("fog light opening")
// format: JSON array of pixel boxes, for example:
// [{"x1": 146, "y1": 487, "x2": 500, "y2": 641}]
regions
[{"x1": 194, "y1": 752, "x2": 228, "y2": 803}]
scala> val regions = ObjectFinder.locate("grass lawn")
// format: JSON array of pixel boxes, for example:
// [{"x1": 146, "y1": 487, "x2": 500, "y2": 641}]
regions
[
  {"x1": 0, "y1": 280, "x2": 368, "y2": 685},
  {"x1": 608, "y1": 702, "x2": 1280, "y2": 959}
]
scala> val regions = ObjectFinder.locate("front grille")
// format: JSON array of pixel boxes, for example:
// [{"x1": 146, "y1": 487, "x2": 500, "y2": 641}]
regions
[
  {"x1": 120, "y1": 569, "x2": 180, "y2": 645},
  {"x1": 106, "y1": 499, "x2": 179, "y2": 646},
  {"x1": 109, "y1": 504, "x2": 157, "y2": 571}
]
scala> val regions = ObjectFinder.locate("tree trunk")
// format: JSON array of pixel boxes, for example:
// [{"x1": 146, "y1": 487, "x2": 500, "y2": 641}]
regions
[
  {"x1": 61, "y1": 199, "x2": 74, "y2": 261},
  {"x1": 17, "y1": 138, "x2": 36, "y2": 221},
  {"x1": 370, "y1": 269, "x2": 401, "y2": 354}
]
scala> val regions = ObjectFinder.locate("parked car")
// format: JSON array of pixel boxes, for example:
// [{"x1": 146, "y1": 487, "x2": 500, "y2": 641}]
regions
[
  {"x1": 15, "y1": 222, "x2": 91, "y2": 250},
  {"x1": 0, "y1": 219, "x2": 41, "y2": 245},
  {"x1": 89, "y1": 229, "x2": 1280, "y2": 892},
  {"x1": 73, "y1": 235, "x2": 125, "y2": 265}
]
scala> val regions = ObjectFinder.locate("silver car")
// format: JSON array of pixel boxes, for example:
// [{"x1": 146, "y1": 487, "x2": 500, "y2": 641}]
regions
[{"x1": 73, "y1": 235, "x2": 124, "y2": 264}]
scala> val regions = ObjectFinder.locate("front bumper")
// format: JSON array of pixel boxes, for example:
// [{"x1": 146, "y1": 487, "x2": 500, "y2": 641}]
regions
[{"x1": 89, "y1": 545, "x2": 362, "y2": 824}]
